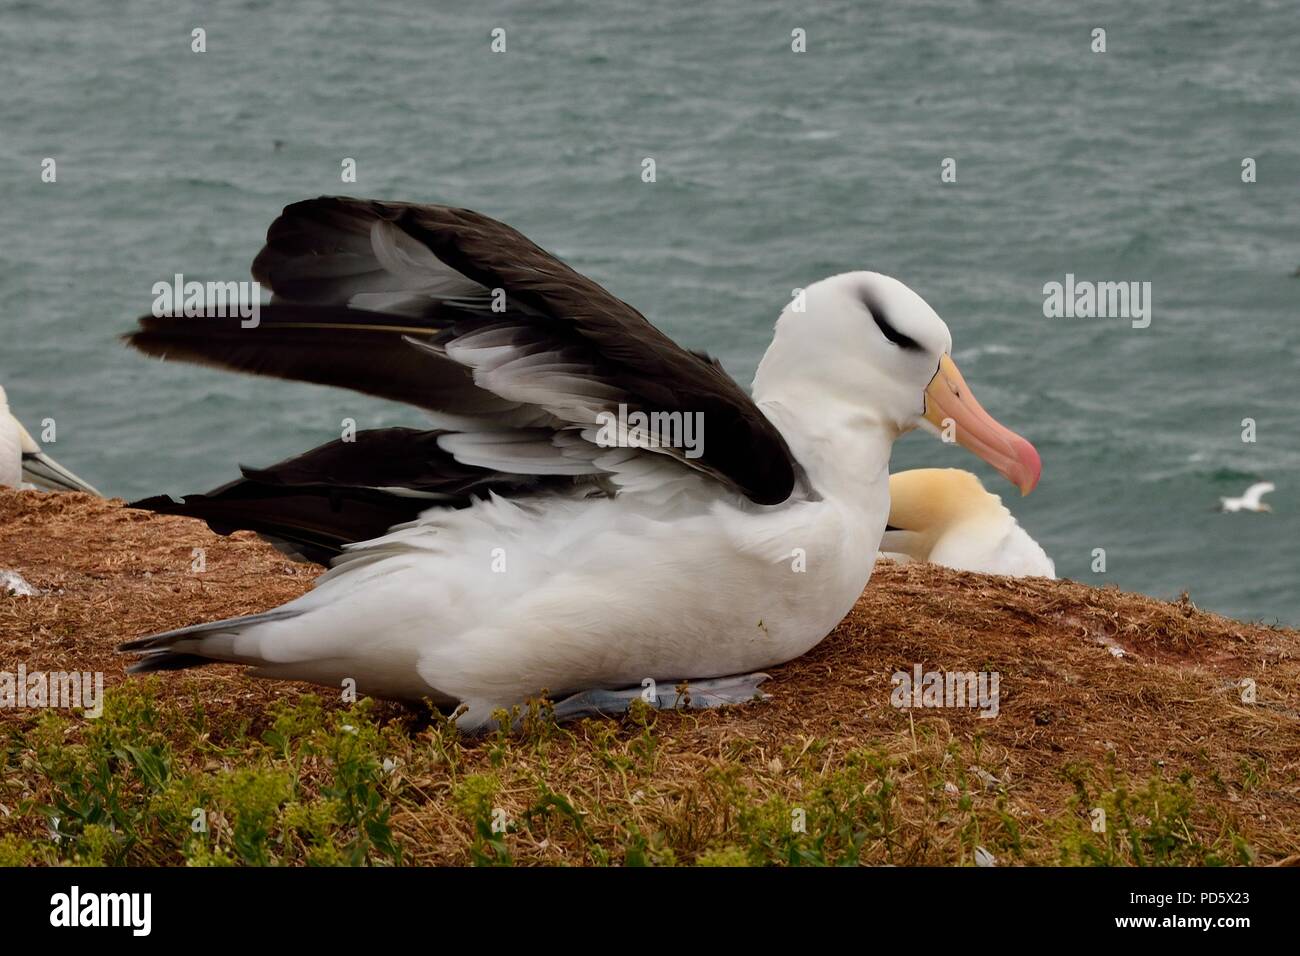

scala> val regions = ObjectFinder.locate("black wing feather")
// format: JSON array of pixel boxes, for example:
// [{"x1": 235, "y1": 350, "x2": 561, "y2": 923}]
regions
[
  {"x1": 131, "y1": 428, "x2": 591, "y2": 564},
  {"x1": 127, "y1": 197, "x2": 796, "y2": 504}
]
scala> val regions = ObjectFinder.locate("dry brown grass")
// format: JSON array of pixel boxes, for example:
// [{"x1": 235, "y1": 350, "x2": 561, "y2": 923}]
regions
[{"x1": 1, "y1": 488, "x2": 1297, "y2": 866}]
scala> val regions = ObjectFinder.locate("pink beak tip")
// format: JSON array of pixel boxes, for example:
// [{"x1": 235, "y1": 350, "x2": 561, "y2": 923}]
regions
[{"x1": 1015, "y1": 439, "x2": 1043, "y2": 495}]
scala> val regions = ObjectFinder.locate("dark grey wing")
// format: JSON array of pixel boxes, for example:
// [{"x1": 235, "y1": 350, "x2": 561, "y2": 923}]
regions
[
  {"x1": 126, "y1": 196, "x2": 796, "y2": 504},
  {"x1": 131, "y1": 428, "x2": 596, "y2": 564}
]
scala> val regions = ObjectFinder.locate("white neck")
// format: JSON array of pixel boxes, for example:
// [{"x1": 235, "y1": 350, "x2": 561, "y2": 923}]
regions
[
  {"x1": 755, "y1": 392, "x2": 897, "y2": 508},
  {"x1": 750, "y1": 296, "x2": 915, "y2": 512}
]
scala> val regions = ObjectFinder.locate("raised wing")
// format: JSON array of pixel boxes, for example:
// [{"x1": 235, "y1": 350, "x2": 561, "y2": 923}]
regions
[
  {"x1": 128, "y1": 197, "x2": 796, "y2": 505},
  {"x1": 1242, "y1": 482, "x2": 1275, "y2": 507}
]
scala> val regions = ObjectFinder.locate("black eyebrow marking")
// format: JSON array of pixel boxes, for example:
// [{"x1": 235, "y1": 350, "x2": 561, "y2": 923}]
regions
[{"x1": 862, "y1": 293, "x2": 923, "y2": 351}]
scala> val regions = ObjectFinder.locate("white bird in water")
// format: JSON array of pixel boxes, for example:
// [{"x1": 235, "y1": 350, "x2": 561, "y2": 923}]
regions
[
  {"x1": 0, "y1": 385, "x2": 100, "y2": 494},
  {"x1": 880, "y1": 468, "x2": 1055, "y2": 577},
  {"x1": 1220, "y1": 481, "x2": 1275, "y2": 513},
  {"x1": 121, "y1": 196, "x2": 1041, "y2": 729}
]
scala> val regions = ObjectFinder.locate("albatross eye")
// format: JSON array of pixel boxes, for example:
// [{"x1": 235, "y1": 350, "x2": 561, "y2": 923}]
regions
[{"x1": 869, "y1": 306, "x2": 923, "y2": 351}]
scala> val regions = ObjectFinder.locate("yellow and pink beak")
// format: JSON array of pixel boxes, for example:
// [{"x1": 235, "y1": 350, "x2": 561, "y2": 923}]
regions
[{"x1": 922, "y1": 354, "x2": 1041, "y2": 495}]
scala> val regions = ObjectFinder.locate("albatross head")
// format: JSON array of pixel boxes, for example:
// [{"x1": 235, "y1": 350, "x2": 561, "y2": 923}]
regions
[{"x1": 754, "y1": 272, "x2": 1040, "y2": 495}]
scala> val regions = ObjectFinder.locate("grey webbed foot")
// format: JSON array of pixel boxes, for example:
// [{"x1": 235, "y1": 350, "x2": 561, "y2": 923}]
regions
[{"x1": 550, "y1": 672, "x2": 771, "y2": 723}]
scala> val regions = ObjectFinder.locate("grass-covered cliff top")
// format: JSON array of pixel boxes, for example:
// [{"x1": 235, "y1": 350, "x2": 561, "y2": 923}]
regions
[{"x1": 1, "y1": 489, "x2": 1296, "y2": 866}]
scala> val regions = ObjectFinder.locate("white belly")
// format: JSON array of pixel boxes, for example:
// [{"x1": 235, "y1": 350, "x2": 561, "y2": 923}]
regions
[
  {"x1": 0, "y1": 416, "x2": 22, "y2": 488},
  {"x1": 252, "y1": 489, "x2": 886, "y2": 705}
]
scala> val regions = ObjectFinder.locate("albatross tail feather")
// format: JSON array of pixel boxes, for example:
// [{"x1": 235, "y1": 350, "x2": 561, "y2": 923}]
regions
[{"x1": 118, "y1": 608, "x2": 303, "y2": 673}]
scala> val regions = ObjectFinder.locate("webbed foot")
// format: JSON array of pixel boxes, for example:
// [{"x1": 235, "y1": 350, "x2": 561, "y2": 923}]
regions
[{"x1": 550, "y1": 672, "x2": 771, "y2": 722}]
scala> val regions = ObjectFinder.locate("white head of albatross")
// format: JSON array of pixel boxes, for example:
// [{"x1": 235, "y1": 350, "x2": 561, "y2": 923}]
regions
[
  {"x1": 0, "y1": 385, "x2": 100, "y2": 494},
  {"x1": 753, "y1": 272, "x2": 1040, "y2": 500},
  {"x1": 119, "y1": 196, "x2": 1041, "y2": 730}
]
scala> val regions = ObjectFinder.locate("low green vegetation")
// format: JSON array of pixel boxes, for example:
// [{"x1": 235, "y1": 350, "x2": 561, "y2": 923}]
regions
[{"x1": 0, "y1": 682, "x2": 1258, "y2": 866}]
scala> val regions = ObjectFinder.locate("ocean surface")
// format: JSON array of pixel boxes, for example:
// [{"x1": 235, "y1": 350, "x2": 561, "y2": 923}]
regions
[{"x1": 2, "y1": 0, "x2": 1296, "y2": 622}]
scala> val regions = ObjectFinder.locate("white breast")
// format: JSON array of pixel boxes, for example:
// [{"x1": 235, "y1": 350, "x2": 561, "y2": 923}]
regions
[
  {"x1": 880, "y1": 469, "x2": 1055, "y2": 579},
  {"x1": 0, "y1": 413, "x2": 23, "y2": 488},
  {"x1": 234, "y1": 480, "x2": 886, "y2": 706},
  {"x1": 927, "y1": 515, "x2": 1056, "y2": 578}
]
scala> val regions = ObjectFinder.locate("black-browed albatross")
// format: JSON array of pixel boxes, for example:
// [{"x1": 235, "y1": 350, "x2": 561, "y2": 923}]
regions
[{"x1": 122, "y1": 196, "x2": 1041, "y2": 729}]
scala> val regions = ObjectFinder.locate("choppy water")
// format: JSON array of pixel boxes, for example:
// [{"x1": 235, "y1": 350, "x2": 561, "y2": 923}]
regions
[{"x1": 2, "y1": 0, "x2": 1296, "y2": 622}]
